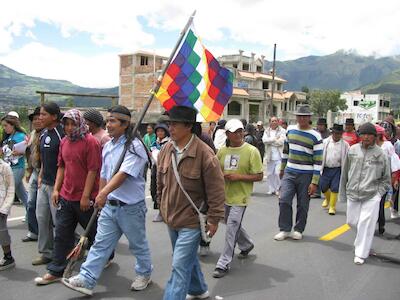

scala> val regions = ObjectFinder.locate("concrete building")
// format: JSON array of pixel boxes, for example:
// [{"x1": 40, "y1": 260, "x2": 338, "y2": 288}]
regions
[
  {"x1": 118, "y1": 49, "x2": 306, "y2": 124},
  {"x1": 218, "y1": 50, "x2": 306, "y2": 123},
  {"x1": 119, "y1": 51, "x2": 167, "y2": 123},
  {"x1": 336, "y1": 91, "x2": 391, "y2": 124}
]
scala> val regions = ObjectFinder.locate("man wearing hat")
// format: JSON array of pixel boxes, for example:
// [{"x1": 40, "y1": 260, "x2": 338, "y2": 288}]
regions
[
  {"x1": 316, "y1": 118, "x2": 330, "y2": 139},
  {"x1": 343, "y1": 118, "x2": 360, "y2": 146},
  {"x1": 22, "y1": 107, "x2": 43, "y2": 242},
  {"x1": 320, "y1": 124, "x2": 349, "y2": 215},
  {"x1": 274, "y1": 105, "x2": 323, "y2": 241},
  {"x1": 83, "y1": 109, "x2": 110, "y2": 148},
  {"x1": 156, "y1": 106, "x2": 225, "y2": 299},
  {"x1": 339, "y1": 122, "x2": 391, "y2": 265}
]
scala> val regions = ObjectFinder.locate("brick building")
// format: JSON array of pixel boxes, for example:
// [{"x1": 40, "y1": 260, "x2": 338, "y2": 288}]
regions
[{"x1": 119, "y1": 51, "x2": 167, "y2": 123}]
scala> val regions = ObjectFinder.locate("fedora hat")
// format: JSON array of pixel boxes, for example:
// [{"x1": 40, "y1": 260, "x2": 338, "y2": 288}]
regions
[
  {"x1": 330, "y1": 123, "x2": 343, "y2": 133},
  {"x1": 28, "y1": 107, "x2": 41, "y2": 121},
  {"x1": 317, "y1": 118, "x2": 327, "y2": 125},
  {"x1": 294, "y1": 105, "x2": 313, "y2": 116},
  {"x1": 166, "y1": 106, "x2": 197, "y2": 123}
]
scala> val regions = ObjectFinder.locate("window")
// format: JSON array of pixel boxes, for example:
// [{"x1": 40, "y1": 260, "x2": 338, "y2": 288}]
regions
[
  {"x1": 353, "y1": 101, "x2": 359, "y2": 106},
  {"x1": 256, "y1": 66, "x2": 262, "y2": 72},
  {"x1": 284, "y1": 103, "x2": 288, "y2": 111},
  {"x1": 380, "y1": 100, "x2": 383, "y2": 107},
  {"x1": 228, "y1": 101, "x2": 241, "y2": 115},
  {"x1": 233, "y1": 63, "x2": 238, "y2": 68},
  {"x1": 262, "y1": 81, "x2": 269, "y2": 90},
  {"x1": 140, "y1": 56, "x2": 148, "y2": 66},
  {"x1": 242, "y1": 63, "x2": 249, "y2": 71},
  {"x1": 384, "y1": 101, "x2": 390, "y2": 107},
  {"x1": 277, "y1": 83, "x2": 282, "y2": 91}
]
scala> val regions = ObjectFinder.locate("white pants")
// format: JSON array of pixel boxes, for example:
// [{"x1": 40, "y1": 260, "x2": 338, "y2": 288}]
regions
[
  {"x1": 266, "y1": 160, "x2": 281, "y2": 193},
  {"x1": 346, "y1": 194, "x2": 380, "y2": 259}
]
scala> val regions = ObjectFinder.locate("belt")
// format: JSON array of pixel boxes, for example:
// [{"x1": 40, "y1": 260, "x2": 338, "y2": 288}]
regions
[{"x1": 108, "y1": 199, "x2": 127, "y2": 206}]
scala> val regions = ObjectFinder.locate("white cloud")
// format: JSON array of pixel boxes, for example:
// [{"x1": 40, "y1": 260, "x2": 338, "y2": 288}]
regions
[
  {"x1": 1, "y1": 0, "x2": 400, "y2": 87},
  {"x1": 0, "y1": 42, "x2": 119, "y2": 88}
]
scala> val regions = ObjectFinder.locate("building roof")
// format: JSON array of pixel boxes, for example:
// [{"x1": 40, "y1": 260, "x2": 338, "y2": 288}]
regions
[
  {"x1": 237, "y1": 71, "x2": 287, "y2": 83},
  {"x1": 119, "y1": 50, "x2": 168, "y2": 59},
  {"x1": 233, "y1": 88, "x2": 249, "y2": 97},
  {"x1": 267, "y1": 91, "x2": 286, "y2": 101}
]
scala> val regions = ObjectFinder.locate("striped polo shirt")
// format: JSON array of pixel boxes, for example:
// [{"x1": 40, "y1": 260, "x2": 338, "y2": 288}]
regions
[{"x1": 281, "y1": 125, "x2": 323, "y2": 185}]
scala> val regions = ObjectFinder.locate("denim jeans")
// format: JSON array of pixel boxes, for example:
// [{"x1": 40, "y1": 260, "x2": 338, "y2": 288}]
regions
[
  {"x1": 48, "y1": 197, "x2": 98, "y2": 277},
  {"x1": 12, "y1": 167, "x2": 28, "y2": 208},
  {"x1": 163, "y1": 227, "x2": 208, "y2": 300},
  {"x1": 80, "y1": 201, "x2": 152, "y2": 289},
  {"x1": 279, "y1": 172, "x2": 313, "y2": 233},
  {"x1": 27, "y1": 169, "x2": 39, "y2": 237},
  {"x1": 36, "y1": 183, "x2": 57, "y2": 259}
]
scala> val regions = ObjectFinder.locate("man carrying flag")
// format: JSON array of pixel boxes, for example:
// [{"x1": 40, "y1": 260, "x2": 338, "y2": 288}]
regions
[{"x1": 155, "y1": 17, "x2": 232, "y2": 300}]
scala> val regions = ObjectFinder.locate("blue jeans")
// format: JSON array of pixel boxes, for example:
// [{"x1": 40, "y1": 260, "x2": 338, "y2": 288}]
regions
[
  {"x1": 163, "y1": 227, "x2": 208, "y2": 300},
  {"x1": 80, "y1": 201, "x2": 152, "y2": 289},
  {"x1": 12, "y1": 167, "x2": 28, "y2": 208},
  {"x1": 27, "y1": 169, "x2": 39, "y2": 237}
]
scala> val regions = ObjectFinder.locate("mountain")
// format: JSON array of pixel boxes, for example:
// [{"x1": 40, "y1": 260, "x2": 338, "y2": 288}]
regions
[
  {"x1": 264, "y1": 50, "x2": 400, "y2": 91},
  {"x1": 0, "y1": 64, "x2": 118, "y2": 108}
]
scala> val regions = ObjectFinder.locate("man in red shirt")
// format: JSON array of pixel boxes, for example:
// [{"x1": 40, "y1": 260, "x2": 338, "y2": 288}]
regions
[
  {"x1": 342, "y1": 118, "x2": 360, "y2": 146},
  {"x1": 34, "y1": 109, "x2": 102, "y2": 285}
]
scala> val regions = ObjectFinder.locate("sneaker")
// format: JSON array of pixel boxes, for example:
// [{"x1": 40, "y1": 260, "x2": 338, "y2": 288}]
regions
[
  {"x1": 0, "y1": 257, "x2": 15, "y2": 271},
  {"x1": 62, "y1": 275, "x2": 93, "y2": 296},
  {"x1": 390, "y1": 209, "x2": 400, "y2": 219},
  {"x1": 32, "y1": 256, "x2": 51, "y2": 266},
  {"x1": 152, "y1": 212, "x2": 163, "y2": 222},
  {"x1": 238, "y1": 244, "x2": 254, "y2": 259},
  {"x1": 104, "y1": 259, "x2": 112, "y2": 269},
  {"x1": 212, "y1": 267, "x2": 228, "y2": 278},
  {"x1": 131, "y1": 275, "x2": 152, "y2": 291},
  {"x1": 186, "y1": 290, "x2": 210, "y2": 299},
  {"x1": 290, "y1": 231, "x2": 303, "y2": 240},
  {"x1": 22, "y1": 236, "x2": 38, "y2": 242},
  {"x1": 34, "y1": 273, "x2": 61, "y2": 285},
  {"x1": 199, "y1": 246, "x2": 210, "y2": 257},
  {"x1": 274, "y1": 231, "x2": 291, "y2": 241},
  {"x1": 354, "y1": 256, "x2": 365, "y2": 265}
]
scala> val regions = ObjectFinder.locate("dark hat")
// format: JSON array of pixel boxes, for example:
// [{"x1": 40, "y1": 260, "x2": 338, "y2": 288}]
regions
[
  {"x1": 28, "y1": 107, "x2": 41, "y2": 121},
  {"x1": 358, "y1": 122, "x2": 377, "y2": 136},
  {"x1": 317, "y1": 118, "x2": 327, "y2": 125},
  {"x1": 154, "y1": 122, "x2": 170, "y2": 136},
  {"x1": 330, "y1": 123, "x2": 343, "y2": 133},
  {"x1": 83, "y1": 109, "x2": 104, "y2": 127},
  {"x1": 167, "y1": 106, "x2": 197, "y2": 123},
  {"x1": 345, "y1": 118, "x2": 355, "y2": 125},
  {"x1": 294, "y1": 105, "x2": 313, "y2": 116}
]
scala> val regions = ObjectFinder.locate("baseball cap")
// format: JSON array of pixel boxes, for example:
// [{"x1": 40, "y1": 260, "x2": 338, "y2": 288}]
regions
[
  {"x1": 225, "y1": 119, "x2": 244, "y2": 132},
  {"x1": 7, "y1": 111, "x2": 19, "y2": 118}
]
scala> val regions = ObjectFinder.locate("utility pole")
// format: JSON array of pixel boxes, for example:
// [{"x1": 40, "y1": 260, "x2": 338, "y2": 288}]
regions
[{"x1": 268, "y1": 43, "x2": 277, "y2": 119}]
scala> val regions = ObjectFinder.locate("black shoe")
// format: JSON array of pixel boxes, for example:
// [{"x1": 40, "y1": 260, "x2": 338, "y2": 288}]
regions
[
  {"x1": 238, "y1": 244, "x2": 254, "y2": 259},
  {"x1": 0, "y1": 257, "x2": 15, "y2": 271},
  {"x1": 378, "y1": 227, "x2": 385, "y2": 235},
  {"x1": 22, "y1": 236, "x2": 38, "y2": 242},
  {"x1": 212, "y1": 267, "x2": 228, "y2": 278}
]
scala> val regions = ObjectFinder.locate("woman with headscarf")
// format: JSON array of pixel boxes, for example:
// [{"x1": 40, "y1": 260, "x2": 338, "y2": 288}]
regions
[{"x1": 34, "y1": 109, "x2": 103, "y2": 285}]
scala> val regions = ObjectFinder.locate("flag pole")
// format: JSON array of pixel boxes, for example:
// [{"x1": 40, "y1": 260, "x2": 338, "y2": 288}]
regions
[{"x1": 131, "y1": 10, "x2": 196, "y2": 135}]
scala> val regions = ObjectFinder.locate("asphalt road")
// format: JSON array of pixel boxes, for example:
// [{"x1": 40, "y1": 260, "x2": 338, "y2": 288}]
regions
[{"x1": 1, "y1": 178, "x2": 400, "y2": 300}]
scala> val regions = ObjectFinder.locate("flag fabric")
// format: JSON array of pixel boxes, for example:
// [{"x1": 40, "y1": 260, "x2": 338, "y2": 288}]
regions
[{"x1": 155, "y1": 25, "x2": 233, "y2": 122}]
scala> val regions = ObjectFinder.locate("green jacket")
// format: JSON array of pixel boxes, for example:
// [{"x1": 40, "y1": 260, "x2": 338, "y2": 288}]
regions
[{"x1": 339, "y1": 143, "x2": 391, "y2": 202}]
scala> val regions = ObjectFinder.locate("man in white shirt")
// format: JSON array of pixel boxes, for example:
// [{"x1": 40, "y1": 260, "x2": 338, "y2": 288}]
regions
[
  {"x1": 320, "y1": 124, "x2": 349, "y2": 215},
  {"x1": 262, "y1": 116, "x2": 286, "y2": 195}
]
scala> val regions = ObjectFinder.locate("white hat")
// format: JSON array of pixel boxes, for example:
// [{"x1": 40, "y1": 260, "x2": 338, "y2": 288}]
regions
[
  {"x1": 225, "y1": 119, "x2": 244, "y2": 132},
  {"x1": 7, "y1": 111, "x2": 19, "y2": 118},
  {"x1": 256, "y1": 121, "x2": 263, "y2": 126}
]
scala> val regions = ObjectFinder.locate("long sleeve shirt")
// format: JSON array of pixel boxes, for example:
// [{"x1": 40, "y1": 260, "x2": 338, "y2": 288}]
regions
[{"x1": 281, "y1": 125, "x2": 323, "y2": 185}]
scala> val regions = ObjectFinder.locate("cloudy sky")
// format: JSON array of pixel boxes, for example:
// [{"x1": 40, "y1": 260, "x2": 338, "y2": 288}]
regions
[{"x1": 1, "y1": 0, "x2": 400, "y2": 88}]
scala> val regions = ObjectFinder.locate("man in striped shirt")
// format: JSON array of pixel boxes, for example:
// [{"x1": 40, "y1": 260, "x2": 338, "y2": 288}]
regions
[{"x1": 274, "y1": 105, "x2": 323, "y2": 241}]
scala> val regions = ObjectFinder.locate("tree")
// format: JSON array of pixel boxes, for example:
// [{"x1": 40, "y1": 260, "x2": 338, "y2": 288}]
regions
[
  {"x1": 66, "y1": 97, "x2": 75, "y2": 108},
  {"x1": 309, "y1": 90, "x2": 347, "y2": 117},
  {"x1": 301, "y1": 86, "x2": 310, "y2": 103}
]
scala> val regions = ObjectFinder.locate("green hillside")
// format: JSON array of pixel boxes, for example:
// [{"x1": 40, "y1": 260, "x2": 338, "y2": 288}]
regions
[{"x1": 0, "y1": 64, "x2": 118, "y2": 108}]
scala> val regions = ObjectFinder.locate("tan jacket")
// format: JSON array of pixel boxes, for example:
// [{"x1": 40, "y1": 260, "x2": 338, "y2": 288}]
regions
[
  {"x1": 157, "y1": 136, "x2": 225, "y2": 229},
  {"x1": 0, "y1": 159, "x2": 15, "y2": 215}
]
